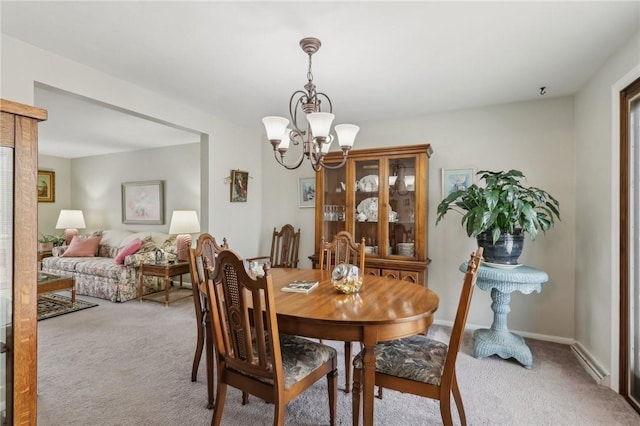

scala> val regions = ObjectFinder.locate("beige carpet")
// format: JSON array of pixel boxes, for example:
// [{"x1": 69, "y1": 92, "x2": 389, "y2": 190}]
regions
[{"x1": 37, "y1": 295, "x2": 639, "y2": 425}]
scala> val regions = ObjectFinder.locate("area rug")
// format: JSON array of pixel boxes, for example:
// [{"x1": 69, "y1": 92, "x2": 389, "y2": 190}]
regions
[{"x1": 38, "y1": 294, "x2": 98, "y2": 321}]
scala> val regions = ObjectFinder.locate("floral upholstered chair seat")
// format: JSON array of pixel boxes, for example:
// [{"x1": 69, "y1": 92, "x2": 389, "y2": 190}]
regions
[{"x1": 353, "y1": 334, "x2": 448, "y2": 386}]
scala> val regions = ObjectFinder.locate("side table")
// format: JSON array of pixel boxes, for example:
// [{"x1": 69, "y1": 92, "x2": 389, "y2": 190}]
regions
[
  {"x1": 459, "y1": 262, "x2": 549, "y2": 369},
  {"x1": 37, "y1": 250, "x2": 53, "y2": 270},
  {"x1": 139, "y1": 262, "x2": 191, "y2": 306}
]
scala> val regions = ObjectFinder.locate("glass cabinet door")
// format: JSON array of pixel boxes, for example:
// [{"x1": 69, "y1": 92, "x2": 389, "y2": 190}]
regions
[
  {"x1": 387, "y1": 157, "x2": 417, "y2": 259},
  {"x1": 321, "y1": 165, "x2": 347, "y2": 244},
  {"x1": 0, "y1": 147, "x2": 11, "y2": 424},
  {"x1": 354, "y1": 159, "x2": 381, "y2": 256}
]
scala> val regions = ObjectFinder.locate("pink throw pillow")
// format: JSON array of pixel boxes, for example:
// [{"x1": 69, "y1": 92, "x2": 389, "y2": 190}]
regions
[
  {"x1": 62, "y1": 235, "x2": 102, "y2": 257},
  {"x1": 114, "y1": 238, "x2": 143, "y2": 264}
]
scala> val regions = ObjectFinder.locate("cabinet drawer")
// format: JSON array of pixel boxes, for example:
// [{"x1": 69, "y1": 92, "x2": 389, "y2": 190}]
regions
[
  {"x1": 381, "y1": 269, "x2": 420, "y2": 284},
  {"x1": 364, "y1": 268, "x2": 380, "y2": 276}
]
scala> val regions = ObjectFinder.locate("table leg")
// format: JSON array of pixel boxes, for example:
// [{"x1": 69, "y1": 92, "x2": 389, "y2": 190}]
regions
[
  {"x1": 164, "y1": 277, "x2": 170, "y2": 307},
  {"x1": 139, "y1": 270, "x2": 144, "y2": 302},
  {"x1": 473, "y1": 288, "x2": 533, "y2": 368},
  {"x1": 71, "y1": 284, "x2": 76, "y2": 305},
  {"x1": 361, "y1": 330, "x2": 377, "y2": 426}
]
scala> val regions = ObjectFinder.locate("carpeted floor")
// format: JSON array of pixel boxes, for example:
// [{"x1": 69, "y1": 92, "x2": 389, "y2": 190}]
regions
[
  {"x1": 37, "y1": 293, "x2": 98, "y2": 321},
  {"x1": 37, "y1": 295, "x2": 639, "y2": 425}
]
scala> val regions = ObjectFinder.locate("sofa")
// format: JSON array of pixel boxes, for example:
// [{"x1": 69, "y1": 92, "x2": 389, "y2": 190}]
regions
[{"x1": 41, "y1": 229, "x2": 178, "y2": 302}]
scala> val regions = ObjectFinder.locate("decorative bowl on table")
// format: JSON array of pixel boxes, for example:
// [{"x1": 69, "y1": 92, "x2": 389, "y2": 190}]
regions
[{"x1": 331, "y1": 263, "x2": 363, "y2": 294}]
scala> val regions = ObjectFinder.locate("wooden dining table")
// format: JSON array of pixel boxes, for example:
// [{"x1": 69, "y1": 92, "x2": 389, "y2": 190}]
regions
[{"x1": 268, "y1": 268, "x2": 440, "y2": 426}]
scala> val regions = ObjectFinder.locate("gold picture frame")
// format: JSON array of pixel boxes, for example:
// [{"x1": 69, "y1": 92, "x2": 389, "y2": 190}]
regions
[
  {"x1": 37, "y1": 170, "x2": 55, "y2": 202},
  {"x1": 230, "y1": 170, "x2": 249, "y2": 202}
]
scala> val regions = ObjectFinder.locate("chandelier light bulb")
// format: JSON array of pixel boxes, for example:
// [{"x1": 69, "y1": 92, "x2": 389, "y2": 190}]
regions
[
  {"x1": 262, "y1": 116, "x2": 289, "y2": 141},
  {"x1": 334, "y1": 124, "x2": 360, "y2": 148}
]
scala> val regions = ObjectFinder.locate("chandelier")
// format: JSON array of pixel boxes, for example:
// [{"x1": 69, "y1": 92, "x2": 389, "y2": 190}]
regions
[{"x1": 262, "y1": 37, "x2": 359, "y2": 172}]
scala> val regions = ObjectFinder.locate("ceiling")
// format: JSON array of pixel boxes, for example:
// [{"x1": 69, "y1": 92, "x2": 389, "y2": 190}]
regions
[{"x1": 2, "y1": 1, "x2": 639, "y2": 158}]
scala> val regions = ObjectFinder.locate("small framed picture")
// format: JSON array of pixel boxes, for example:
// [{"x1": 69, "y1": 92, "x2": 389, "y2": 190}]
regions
[
  {"x1": 37, "y1": 170, "x2": 55, "y2": 202},
  {"x1": 298, "y1": 177, "x2": 316, "y2": 208},
  {"x1": 230, "y1": 170, "x2": 249, "y2": 202},
  {"x1": 121, "y1": 180, "x2": 165, "y2": 224},
  {"x1": 442, "y1": 168, "x2": 475, "y2": 199}
]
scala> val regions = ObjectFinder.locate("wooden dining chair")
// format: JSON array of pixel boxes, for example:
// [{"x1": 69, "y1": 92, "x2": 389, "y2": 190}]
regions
[
  {"x1": 187, "y1": 233, "x2": 229, "y2": 409},
  {"x1": 247, "y1": 224, "x2": 301, "y2": 268},
  {"x1": 352, "y1": 248, "x2": 483, "y2": 426},
  {"x1": 205, "y1": 249, "x2": 338, "y2": 426},
  {"x1": 318, "y1": 230, "x2": 365, "y2": 393}
]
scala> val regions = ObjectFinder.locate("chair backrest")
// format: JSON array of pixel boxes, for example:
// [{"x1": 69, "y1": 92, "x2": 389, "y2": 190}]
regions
[
  {"x1": 188, "y1": 233, "x2": 229, "y2": 316},
  {"x1": 318, "y1": 231, "x2": 365, "y2": 272},
  {"x1": 206, "y1": 249, "x2": 285, "y2": 389},
  {"x1": 442, "y1": 247, "x2": 483, "y2": 379},
  {"x1": 269, "y1": 224, "x2": 301, "y2": 268}
]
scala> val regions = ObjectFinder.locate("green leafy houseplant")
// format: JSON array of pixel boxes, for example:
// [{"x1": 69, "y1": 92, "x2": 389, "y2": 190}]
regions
[
  {"x1": 436, "y1": 169, "x2": 561, "y2": 244},
  {"x1": 38, "y1": 234, "x2": 65, "y2": 247}
]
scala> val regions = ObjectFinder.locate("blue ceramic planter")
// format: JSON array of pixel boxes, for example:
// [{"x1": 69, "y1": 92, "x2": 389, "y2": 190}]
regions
[{"x1": 476, "y1": 230, "x2": 524, "y2": 264}]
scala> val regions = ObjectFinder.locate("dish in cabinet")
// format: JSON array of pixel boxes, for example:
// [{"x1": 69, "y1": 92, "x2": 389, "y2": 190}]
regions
[
  {"x1": 357, "y1": 175, "x2": 379, "y2": 192},
  {"x1": 356, "y1": 197, "x2": 378, "y2": 221}
]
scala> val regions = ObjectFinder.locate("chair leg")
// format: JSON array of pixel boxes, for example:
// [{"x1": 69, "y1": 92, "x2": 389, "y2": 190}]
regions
[
  {"x1": 344, "y1": 341, "x2": 352, "y2": 393},
  {"x1": 205, "y1": 316, "x2": 215, "y2": 409},
  {"x1": 439, "y1": 390, "x2": 454, "y2": 426},
  {"x1": 352, "y1": 368, "x2": 362, "y2": 426},
  {"x1": 212, "y1": 382, "x2": 227, "y2": 426},
  {"x1": 327, "y1": 368, "x2": 338, "y2": 426},
  {"x1": 273, "y1": 400, "x2": 285, "y2": 426},
  {"x1": 376, "y1": 386, "x2": 384, "y2": 399},
  {"x1": 451, "y1": 372, "x2": 467, "y2": 426},
  {"x1": 191, "y1": 318, "x2": 204, "y2": 382}
]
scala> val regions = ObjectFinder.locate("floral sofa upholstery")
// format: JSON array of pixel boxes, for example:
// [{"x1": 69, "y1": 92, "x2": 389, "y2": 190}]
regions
[{"x1": 41, "y1": 229, "x2": 178, "y2": 302}]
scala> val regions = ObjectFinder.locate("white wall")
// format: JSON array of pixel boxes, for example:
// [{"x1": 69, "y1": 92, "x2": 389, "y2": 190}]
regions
[
  {"x1": 68, "y1": 143, "x2": 199, "y2": 233},
  {"x1": 1, "y1": 35, "x2": 263, "y2": 257},
  {"x1": 261, "y1": 97, "x2": 577, "y2": 340},
  {"x1": 574, "y1": 29, "x2": 640, "y2": 387},
  {"x1": 37, "y1": 155, "x2": 71, "y2": 236}
]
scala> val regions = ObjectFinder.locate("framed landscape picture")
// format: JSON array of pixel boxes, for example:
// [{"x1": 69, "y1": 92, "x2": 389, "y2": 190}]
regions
[
  {"x1": 37, "y1": 170, "x2": 55, "y2": 202},
  {"x1": 230, "y1": 170, "x2": 249, "y2": 202},
  {"x1": 298, "y1": 177, "x2": 316, "y2": 208},
  {"x1": 442, "y1": 168, "x2": 475, "y2": 199},
  {"x1": 121, "y1": 180, "x2": 164, "y2": 224}
]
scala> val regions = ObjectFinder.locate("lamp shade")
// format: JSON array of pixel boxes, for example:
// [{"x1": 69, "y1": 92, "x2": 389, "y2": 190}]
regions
[
  {"x1": 307, "y1": 112, "x2": 335, "y2": 138},
  {"x1": 262, "y1": 116, "x2": 289, "y2": 140},
  {"x1": 55, "y1": 210, "x2": 86, "y2": 229},
  {"x1": 169, "y1": 210, "x2": 200, "y2": 234}
]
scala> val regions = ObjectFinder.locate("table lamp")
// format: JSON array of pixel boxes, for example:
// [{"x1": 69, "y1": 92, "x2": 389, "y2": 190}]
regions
[
  {"x1": 55, "y1": 209, "x2": 86, "y2": 245},
  {"x1": 169, "y1": 210, "x2": 200, "y2": 261}
]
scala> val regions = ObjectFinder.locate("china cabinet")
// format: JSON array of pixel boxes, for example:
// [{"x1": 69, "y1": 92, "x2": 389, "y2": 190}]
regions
[
  {"x1": 1, "y1": 99, "x2": 47, "y2": 425},
  {"x1": 312, "y1": 144, "x2": 433, "y2": 285}
]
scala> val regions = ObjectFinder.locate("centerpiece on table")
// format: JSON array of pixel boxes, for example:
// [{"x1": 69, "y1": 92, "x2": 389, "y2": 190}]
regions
[{"x1": 436, "y1": 169, "x2": 560, "y2": 266}]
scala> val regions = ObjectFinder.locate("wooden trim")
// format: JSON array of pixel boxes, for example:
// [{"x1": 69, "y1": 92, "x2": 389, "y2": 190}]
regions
[
  {"x1": 1, "y1": 112, "x2": 15, "y2": 148},
  {"x1": 619, "y1": 76, "x2": 640, "y2": 414},
  {"x1": 0, "y1": 98, "x2": 48, "y2": 121},
  {"x1": 12, "y1": 114, "x2": 40, "y2": 425},
  {"x1": 323, "y1": 143, "x2": 432, "y2": 161}
]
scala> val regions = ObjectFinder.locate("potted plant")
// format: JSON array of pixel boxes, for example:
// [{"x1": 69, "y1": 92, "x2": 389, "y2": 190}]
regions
[
  {"x1": 38, "y1": 234, "x2": 65, "y2": 251},
  {"x1": 436, "y1": 169, "x2": 560, "y2": 265}
]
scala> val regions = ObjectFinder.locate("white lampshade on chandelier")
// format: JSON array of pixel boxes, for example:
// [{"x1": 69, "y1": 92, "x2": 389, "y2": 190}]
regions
[
  {"x1": 169, "y1": 210, "x2": 200, "y2": 262},
  {"x1": 55, "y1": 209, "x2": 86, "y2": 245},
  {"x1": 262, "y1": 37, "x2": 360, "y2": 172}
]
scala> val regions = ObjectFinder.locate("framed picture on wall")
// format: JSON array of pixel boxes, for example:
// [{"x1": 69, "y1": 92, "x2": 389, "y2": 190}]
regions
[
  {"x1": 37, "y1": 170, "x2": 55, "y2": 202},
  {"x1": 298, "y1": 177, "x2": 316, "y2": 208},
  {"x1": 441, "y1": 168, "x2": 475, "y2": 199},
  {"x1": 230, "y1": 170, "x2": 249, "y2": 202},
  {"x1": 121, "y1": 180, "x2": 165, "y2": 224}
]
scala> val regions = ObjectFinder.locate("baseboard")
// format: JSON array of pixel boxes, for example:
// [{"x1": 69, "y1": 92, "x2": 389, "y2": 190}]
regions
[
  {"x1": 570, "y1": 341, "x2": 609, "y2": 384},
  {"x1": 433, "y1": 319, "x2": 575, "y2": 345},
  {"x1": 433, "y1": 319, "x2": 611, "y2": 385}
]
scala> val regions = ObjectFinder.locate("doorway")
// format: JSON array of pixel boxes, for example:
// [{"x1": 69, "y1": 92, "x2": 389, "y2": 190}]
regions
[{"x1": 620, "y1": 76, "x2": 640, "y2": 414}]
